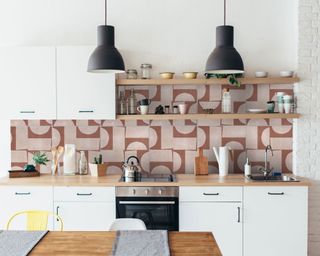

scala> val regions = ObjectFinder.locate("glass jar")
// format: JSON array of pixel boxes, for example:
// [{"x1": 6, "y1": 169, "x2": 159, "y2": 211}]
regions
[
  {"x1": 140, "y1": 64, "x2": 152, "y2": 79},
  {"x1": 173, "y1": 105, "x2": 179, "y2": 114},
  {"x1": 119, "y1": 91, "x2": 126, "y2": 114},
  {"x1": 126, "y1": 69, "x2": 138, "y2": 79},
  {"x1": 128, "y1": 89, "x2": 137, "y2": 115}
]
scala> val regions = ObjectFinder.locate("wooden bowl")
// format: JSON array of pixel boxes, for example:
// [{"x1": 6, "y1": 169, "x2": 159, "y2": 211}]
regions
[
  {"x1": 160, "y1": 72, "x2": 175, "y2": 79},
  {"x1": 183, "y1": 72, "x2": 198, "y2": 79}
]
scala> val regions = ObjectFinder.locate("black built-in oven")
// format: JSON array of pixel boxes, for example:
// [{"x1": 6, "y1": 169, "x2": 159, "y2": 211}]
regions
[{"x1": 116, "y1": 186, "x2": 179, "y2": 231}]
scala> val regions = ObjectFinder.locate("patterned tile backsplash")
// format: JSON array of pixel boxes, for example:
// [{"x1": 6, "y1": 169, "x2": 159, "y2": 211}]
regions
[{"x1": 10, "y1": 83, "x2": 294, "y2": 174}]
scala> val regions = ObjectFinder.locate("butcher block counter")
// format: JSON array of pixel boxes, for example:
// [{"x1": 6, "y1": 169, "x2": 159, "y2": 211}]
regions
[{"x1": 0, "y1": 173, "x2": 310, "y2": 187}]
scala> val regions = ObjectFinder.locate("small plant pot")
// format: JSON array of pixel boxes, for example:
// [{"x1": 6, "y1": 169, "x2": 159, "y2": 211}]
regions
[{"x1": 89, "y1": 163, "x2": 107, "y2": 177}]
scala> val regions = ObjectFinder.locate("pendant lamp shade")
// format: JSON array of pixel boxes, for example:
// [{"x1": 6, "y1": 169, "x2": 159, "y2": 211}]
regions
[
  {"x1": 206, "y1": 25, "x2": 244, "y2": 74},
  {"x1": 88, "y1": 25, "x2": 125, "y2": 73},
  {"x1": 205, "y1": 0, "x2": 244, "y2": 74}
]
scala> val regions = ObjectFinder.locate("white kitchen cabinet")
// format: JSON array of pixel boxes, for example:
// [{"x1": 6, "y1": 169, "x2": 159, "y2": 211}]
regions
[
  {"x1": 56, "y1": 46, "x2": 116, "y2": 120},
  {"x1": 179, "y1": 186, "x2": 242, "y2": 256},
  {"x1": 53, "y1": 186, "x2": 115, "y2": 231},
  {"x1": 0, "y1": 47, "x2": 56, "y2": 119},
  {"x1": 244, "y1": 186, "x2": 308, "y2": 256},
  {"x1": 0, "y1": 186, "x2": 54, "y2": 230}
]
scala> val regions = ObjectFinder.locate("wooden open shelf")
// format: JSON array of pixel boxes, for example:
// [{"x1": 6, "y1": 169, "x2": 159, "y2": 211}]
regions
[
  {"x1": 117, "y1": 113, "x2": 301, "y2": 121},
  {"x1": 116, "y1": 77, "x2": 299, "y2": 86}
]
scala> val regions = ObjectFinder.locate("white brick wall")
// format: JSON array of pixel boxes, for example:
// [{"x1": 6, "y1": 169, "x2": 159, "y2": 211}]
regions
[{"x1": 297, "y1": 0, "x2": 320, "y2": 255}]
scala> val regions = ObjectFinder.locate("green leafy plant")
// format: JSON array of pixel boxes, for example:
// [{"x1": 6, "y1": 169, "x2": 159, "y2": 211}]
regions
[
  {"x1": 32, "y1": 152, "x2": 50, "y2": 166},
  {"x1": 205, "y1": 73, "x2": 243, "y2": 88},
  {"x1": 93, "y1": 154, "x2": 103, "y2": 164}
]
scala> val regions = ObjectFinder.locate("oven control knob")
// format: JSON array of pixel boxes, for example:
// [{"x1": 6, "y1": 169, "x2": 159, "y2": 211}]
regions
[
  {"x1": 145, "y1": 189, "x2": 149, "y2": 195},
  {"x1": 132, "y1": 189, "x2": 136, "y2": 195},
  {"x1": 158, "y1": 189, "x2": 162, "y2": 195}
]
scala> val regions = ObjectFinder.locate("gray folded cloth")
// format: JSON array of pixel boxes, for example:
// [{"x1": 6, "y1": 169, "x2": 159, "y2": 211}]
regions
[
  {"x1": 111, "y1": 230, "x2": 170, "y2": 256},
  {"x1": 0, "y1": 230, "x2": 48, "y2": 256}
]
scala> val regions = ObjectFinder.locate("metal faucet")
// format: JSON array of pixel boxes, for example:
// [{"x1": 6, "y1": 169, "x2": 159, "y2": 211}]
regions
[{"x1": 259, "y1": 145, "x2": 274, "y2": 177}]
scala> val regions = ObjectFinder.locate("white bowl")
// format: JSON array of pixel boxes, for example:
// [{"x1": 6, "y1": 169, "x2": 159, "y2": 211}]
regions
[
  {"x1": 280, "y1": 71, "x2": 294, "y2": 78},
  {"x1": 255, "y1": 71, "x2": 268, "y2": 78}
]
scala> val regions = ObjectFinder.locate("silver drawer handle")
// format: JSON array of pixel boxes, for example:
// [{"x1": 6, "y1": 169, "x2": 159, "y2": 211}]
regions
[
  {"x1": 79, "y1": 110, "x2": 94, "y2": 113},
  {"x1": 76, "y1": 193, "x2": 93, "y2": 196},
  {"x1": 268, "y1": 192, "x2": 285, "y2": 195},
  {"x1": 119, "y1": 201, "x2": 175, "y2": 205},
  {"x1": 203, "y1": 193, "x2": 219, "y2": 196},
  {"x1": 20, "y1": 111, "x2": 35, "y2": 114},
  {"x1": 15, "y1": 192, "x2": 31, "y2": 195}
]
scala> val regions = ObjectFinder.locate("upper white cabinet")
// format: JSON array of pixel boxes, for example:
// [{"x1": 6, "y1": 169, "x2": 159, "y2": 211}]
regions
[
  {"x1": 56, "y1": 46, "x2": 116, "y2": 120},
  {"x1": 0, "y1": 47, "x2": 56, "y2": 119},
  {"x1": 244, "y1": 186, "x2": 308, "y2": 256}
]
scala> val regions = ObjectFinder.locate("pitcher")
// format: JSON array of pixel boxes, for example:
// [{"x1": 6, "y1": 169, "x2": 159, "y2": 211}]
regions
[{"x1": 213, "y1": 146, "x2": 233, "y2": 176}]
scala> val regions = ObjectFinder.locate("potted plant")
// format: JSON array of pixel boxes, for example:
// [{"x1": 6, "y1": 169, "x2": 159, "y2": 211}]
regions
[
  {"x1": 205, "y1": 73, "x2": 243, "y2": 88},
  {"x1": 24, "y1": 151, "x2": 49, "y2": 172},
  {"x1": 89, "y1": 154, "x2": 107, "y2": 177}
]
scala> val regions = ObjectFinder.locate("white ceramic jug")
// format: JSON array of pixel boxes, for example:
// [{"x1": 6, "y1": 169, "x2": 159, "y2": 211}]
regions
[{"x1": 213, "y1": 146, "x2": 233, "y2": 176}]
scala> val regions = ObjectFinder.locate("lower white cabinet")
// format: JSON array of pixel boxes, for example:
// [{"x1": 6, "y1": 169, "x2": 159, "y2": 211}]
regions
[
  {"x1": 53, "y1": 187, "x2": 115, "y2": 231},
  {"x1": 244, "y1": 186, "x2": 308, "y2": 256},
  {"x1": 179, "y1": 186, "x2": 243, "y2": 256},
  {"x1": 0, "y1": 186, "x2": 53, "y2": 230}
]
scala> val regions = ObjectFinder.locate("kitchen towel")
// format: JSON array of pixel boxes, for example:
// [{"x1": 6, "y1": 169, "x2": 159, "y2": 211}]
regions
[
  {"x1": 0, "y1": 230, "x2": 48, "y2": 256},
  {"x1": 111, "y1": 230, "x2": 170, "y2": 256}
]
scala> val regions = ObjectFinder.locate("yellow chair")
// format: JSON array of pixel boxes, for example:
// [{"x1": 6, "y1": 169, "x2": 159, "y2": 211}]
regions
[{"x1": 6, "y1": 210, "x2": 63, "y2": 231}]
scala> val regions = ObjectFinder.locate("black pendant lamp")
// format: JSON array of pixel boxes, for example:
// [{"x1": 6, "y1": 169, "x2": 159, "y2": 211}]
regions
[
  {"x1": 205, "y1": 0, "x2": 244, "y2": 74},
  {"x1": 88, "y1": 0, "x2": 125, "y2": 73}
]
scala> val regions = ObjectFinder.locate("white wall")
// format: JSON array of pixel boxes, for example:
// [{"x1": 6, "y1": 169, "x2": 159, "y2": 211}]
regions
[
  {"x1": 297, "y1": 1, "x2": 320, "y2": 255},
  {"x1": 0, "y1": 0, "x2": 298, "y2": 75}
]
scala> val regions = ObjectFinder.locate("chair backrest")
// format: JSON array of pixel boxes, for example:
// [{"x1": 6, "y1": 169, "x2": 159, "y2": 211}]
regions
[
  {"x1": 109, "y1": 218, "x2": 147, "y2": 231},
  {"x1": 6, "y1": 210, "x2": 63, "y2": 231}
]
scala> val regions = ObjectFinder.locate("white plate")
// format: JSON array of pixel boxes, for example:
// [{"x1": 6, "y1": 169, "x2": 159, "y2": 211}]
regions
[{"x1": 247, "y1": 109, "x2": 267, "y2": 113}]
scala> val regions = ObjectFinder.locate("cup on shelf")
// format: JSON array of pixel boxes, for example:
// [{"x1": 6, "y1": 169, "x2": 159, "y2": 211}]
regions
[
  {"x1": 283, "y1": 95, "x2": 293, "y2": 103},
  {"x1": 278, "y1": 103, "x2": 284, "y2": 113},
  {"x1": 137, "y1": 105, "x2": 149, "y2": 115},
  {"x1": 178, "y1": 103, "x2": 187, "y2": 114},
  {"x1": 276, "y1": 92, "x2": 285, "y2": 103},
  {"x1": 267, "y1": 101, "x2": 275, "y2": 113},
  {"x1": 138, "y1": 99, "x2": 151, "y2": 106},
  {"x1": 284, "y1": 102, "x2": 292, "y2": 114}
]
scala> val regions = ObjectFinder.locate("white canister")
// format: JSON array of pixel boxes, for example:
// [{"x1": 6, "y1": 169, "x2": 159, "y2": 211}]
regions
[{"x1": 63, "y1": 144, "x2": 77, "y2": 175}]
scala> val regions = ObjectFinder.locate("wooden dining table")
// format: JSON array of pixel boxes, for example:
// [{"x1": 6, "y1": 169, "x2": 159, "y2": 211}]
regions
[{"x1": 30, "y1": 231, "x2": 222, "y2": 256}]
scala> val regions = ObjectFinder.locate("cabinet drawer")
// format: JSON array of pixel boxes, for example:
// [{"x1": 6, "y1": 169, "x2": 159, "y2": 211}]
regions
[
  {"x1": 244, "y1": 186, "x2": 308, "y2": 200},
  {"x1": 54, "y1": 187, "x2": 115, "y2": 202},
  {"x1": 180, "y1": 186, "x2": 242, "y2": 202},
  {"x1": 0, "y1": 186, "x2": 53, "y2": 201}
]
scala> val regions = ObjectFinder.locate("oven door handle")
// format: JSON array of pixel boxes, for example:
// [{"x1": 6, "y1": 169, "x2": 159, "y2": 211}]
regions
[{"x1": 119, "y1": 201, "x2": 176, "y2": 205}]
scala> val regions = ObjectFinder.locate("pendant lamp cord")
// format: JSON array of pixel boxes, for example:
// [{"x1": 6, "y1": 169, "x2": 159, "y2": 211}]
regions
[
  {"x1": 104, "y1": 0, "x2": 107, "y2": 26},
  {"x1": 224, "y1": 0, "x2": 226, "y2": 25}
]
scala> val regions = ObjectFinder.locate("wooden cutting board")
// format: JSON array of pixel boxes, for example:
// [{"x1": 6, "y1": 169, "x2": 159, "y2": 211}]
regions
[{"x1": 194, "y1": 148, "x2": 208, "y2": 175}]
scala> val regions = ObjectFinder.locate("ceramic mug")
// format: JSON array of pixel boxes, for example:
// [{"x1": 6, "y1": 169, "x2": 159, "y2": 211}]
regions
[
  {"x1": 138, "y1": 99, "x2": 151, "y2": 106},
  {"x1": 267, "y1": 101, "x2": 275, "y2": 113},
  {"x1": 284, "y1": 102, "x2": 291, "y2": 114},
  {"x1": 178, "y1": 103, "x2": 187, "y2": 114},
  {"x1": 137, "y1": 105, "x2": 149, "y2": 115}
]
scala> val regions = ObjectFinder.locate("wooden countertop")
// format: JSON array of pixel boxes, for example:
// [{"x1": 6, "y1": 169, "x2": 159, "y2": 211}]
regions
[
  {"x1": 30, "y1": 231, "x2": 222, "y2": 256},
  {"x1": 0, "y1": 174, "x2": 310, "y2": 186}
]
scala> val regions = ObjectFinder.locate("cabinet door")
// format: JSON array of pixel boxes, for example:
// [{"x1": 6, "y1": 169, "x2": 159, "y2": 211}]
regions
[
  {"x1": 0, "y1": 47, "x2": 56, "y2": 119},
  {"x1": 54, "y1": 202, "x2": 115, "y2": 231},
  {"x1": 0, "y1": 186, "x2": 54, "y2": 230},
  {"x1": 244, "y1": 186, "x2": 308, "y2": 256},
  {"x1": 180, "y1": 202, "x2": 242, "y2": 256},
  {"x1": 57, "y1": 46, "x2": 116, "y2": 120}
]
